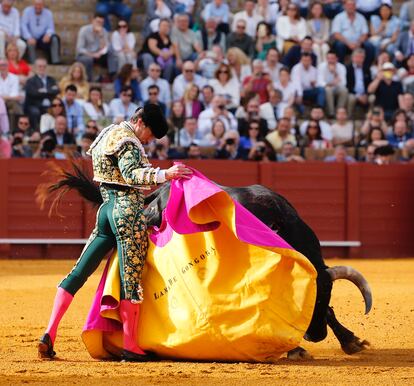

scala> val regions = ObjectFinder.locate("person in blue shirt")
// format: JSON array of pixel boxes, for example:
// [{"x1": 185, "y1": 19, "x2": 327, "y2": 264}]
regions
[
  {"x1": 62, "y1": 84, "x2": 85, "y2": 139},
  {"x1": 96, "y1": 0, "x2": 132, "y2": 31},
  {"x1": 21, "y1": 0, "x2": 60, "y2": 64}
]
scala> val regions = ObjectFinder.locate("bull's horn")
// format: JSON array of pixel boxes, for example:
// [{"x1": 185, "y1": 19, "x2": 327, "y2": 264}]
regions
[{"x1": 326, "y1": 266, "x2": 372, "y2": 315}]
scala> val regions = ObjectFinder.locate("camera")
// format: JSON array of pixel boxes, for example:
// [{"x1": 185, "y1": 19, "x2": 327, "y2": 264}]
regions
[
  {"x1": 218, "y1": 104, "x2": 226, "y2": 111},
  {"x1": 225, "y1": 138, "x2": 235, "y2": 145},
  {"x1": 372, "y1": 109, "x2": 381, "y2": 116},
  {"x1": 12, "y1": 137, "x2": 23, "y2": 146},
  {"x1": 256, "y1": 145, "x2": 265, "y2": 153}
]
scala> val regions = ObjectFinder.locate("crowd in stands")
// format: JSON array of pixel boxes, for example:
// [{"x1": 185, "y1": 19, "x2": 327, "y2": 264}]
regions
[{"x1": 1, "y1": 0, "x2": 414, "y2": 165}]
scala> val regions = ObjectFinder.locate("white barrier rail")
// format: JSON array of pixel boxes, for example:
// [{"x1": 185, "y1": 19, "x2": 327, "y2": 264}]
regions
[{"x1": 0, "y1": 239, "x2": 362, "y2": 247}]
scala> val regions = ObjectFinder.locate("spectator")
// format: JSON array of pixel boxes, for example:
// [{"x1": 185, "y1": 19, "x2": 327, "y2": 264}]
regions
[
  {"x1": 356, "y1": 0, "x2": 381, "y2": 20},
  {"x1": 209, "y1": 62, "x2": 240, "y2": 111},
  {"x1": 331, "y1": 107, "x2": 354, "y2": 146},
  {"x1": 256, "y1": 0, "x2": 279, "y2": 27},
  {"x1": 200, "y1": 118, "x2": 226, "y2": 147},
  {"x1": 300, "y1": 106, "x2": 333, "y2": 140},
  {"x1": 391, "y1": 109, "x2": 412, "y2": 132},
  {"x1": 363, "y1": 143, "x2": 378, "y2": 162},
  {"x1": 291, "y1": 52, "x2": 326, "y2": 110},
  {"x1": 40, "y1": 96, "x2": 65, "y2": 134},
  {"x1": 181, "y1": 83, "x2": 203, "y2": 119},
  {"x1": 370, "y1": 50, "x2": 393, "y2": 81},
  {"x1": 321, "y1": 0, "x2": 343, "y2": 20},
  {"x1": 263, "y1": 48, "x2": 283, "y2": 84},
  {"x1": 196, "y1": 45, "x2": 224, "y2": 80},
  {"x1": 0, "y1": 133, "x2": 11, "y2": 158},
  {"x1": 167, "y1": 100, "x2": 185, "y2": 146},
  {"x1": 6, "y1": 42, "x2": 30, "y2": 86},
  {"x1": 42, "y1": 115, "x2": 76, "y2": 146},
  {"x1": 114, "y1": 63, "x2": 142, "y2": 103},
  {"x1": 346, "y1": 48, "x2": 372, "y2": 115},
  {"x1": 143, "y1": 0, "x2": 172, "y2": 38},
  {"x1": 368, "y1": 62, "x2": 404, "y2": 121},
  {"x1": 399, "y1": 54, "x2": 414, "y2": 94},
  {"x1": 276, "y1": 3, "x2": 307, "y2": 54},
  {"x1": 172, "y1": 61, "x2": 206, "y2": 101},
  {"x1": 75, "y1": 13, "x2": 117, "y2": 81},
  {"x1": 395, "y1": 20, "x2": 414, "y2": 66},
  {"x1": 239, "y1": 119, "x2": 265, "y2": 159},
  {"x1": 198, "y1": 94, "x2": 237, "y2": 138},
  {"x1": 387, "y1": 120, "x2": 413, "y2": 149},
  {"x1": 0, "y1": 57, "x2": 22, "y2": 131},
  {"x1": 58, "y1": 62, "x2": 90, "y2": 101},
  {"x1": 173, "y1": 0, "x2": 194, "y2": 15},
  {"x1": 171, "y1": 13, "x2": 202, "y2": 65},
  {"x1": 14, "y1": 114, "x2": 33, "y2": 138},
  {"x1": 62, "y1": 84, "x2": 85, "y2": 137},
  {"x1": 199, "y1": 18, "x2": 226, "y2": 53},
  {"x1": 111, "y1": 19, "x2": 136, "y2": 71},
  {"x1": 231, "y1": 0, "x2": 264, "y2": 38},
  {"x1": 317, "y1": 50, "x2": 348, "y2": 117},
  {"x1": 246, "y1": 138, "x2": 276, "y2": 161},
  {"x1": 241, "y1": 59, "x2": 272, "y2": 104},
  {"x1": 95, "y1": 0, "x2": 132, "y2": 31},
  {"x1": 201, "y1": 84, "x2": 215, "y2": 109},
  {"x1": 274, "y1": 67, "x2": 301, "y2": 108},
  {"x1": 226, "y1": 19, "x2": 255, "y2": 59},
  {"x1": 369, "y1": 3, "x2": 400, "y2": 57},
  {"x1": 139, "y1": 18, "x2": 176, "y2": 82},
  {"x1": 21, "y1": 0, "x2": 60, "y2": 64},
  {"x1": 147, "y1": 136, "x2": 171, "y2": 160},
  {"x1": 0, "y1": 0, "x2": 26, "y2": 59},
  {"x1": 301, "y1": 119, "x2": 332, "y2": 149},
  {"x1": 10, "y1": 129, "x2": 32, "y2": 157},
  {"x1": 255, "y1": 21, "x2": 276, "y2": 61},
  {"x1": 400, "y1": 92, "x2": 414, "y2": 123},
  {"x1": 82, "y1": 87, "x2": 110, "y2": 128},
  {"x1": 259, "y1": 88, "x2": 287, "y2": 131},
  {"x1": 139, "y1": 63, "x2": 171, "y2": 110},
  {"x1": 237, "y1": 97, "x2": 269, "y2": 137},
  {"x1": 214, "y1": 130, "x2": 242, "y2": 159},
  {"x1": 360, "y1": 106, "x2": 388, "y2": 137},
  {"x1": 145, "y1": 84, "x2": 167, "y2": 116},
  {"x1": 176, "y1": 116, "x2": 203, "y2": 147},
  {"x1": 277, "y1": 141, "x2": 304, "y2": 162},
  {"x1": 202, "y1": 0, "x2": 230, "y2": 34},
  {"x1": 84, "y1": 119, "x2": 100, "y2": 136},
  {"x1": 108, "y1": 85, "x2": 139, "y2": 123},
  {"x1": 185, "y1": 142, "x2": 205, "y2": 159},
  {"x1": 307, "y1": 2, "x2": 330, "y2": 64},
  {"x1": 331, "y1": 0, "x2": 374, "y2": 66},
  {"x1": 282, "y1": 35, "x2": 317, "y2": 69},
  {"x1": 226, "y1": 47, "x2": 252, "y2": 84},
  {"x1": 266, "y1": 117, "x2": 297, "y2": 151},
  {"x1": 0, "y1": 96, "x2": 9, "y2": 134},
  {"x1": 76, "y1": 132, "x2": 96, "y2": 158},
  {"x1": 32, "y1": 135, "x2": 56, "y2": 158},
  {"x1": 324, "y1": 144, "x2": 355, "y2": 162},
  {"x1": 399, "y1": 0, "x2": 414, "y2": 31},
  {"x1": 358, "y1": 125, "x2": 388, "y2": 147}
]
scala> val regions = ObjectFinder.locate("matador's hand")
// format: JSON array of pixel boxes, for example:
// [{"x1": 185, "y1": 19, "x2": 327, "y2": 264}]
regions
[{"x1": 165, "y1": 164, "x2": 193, "y2": 180}]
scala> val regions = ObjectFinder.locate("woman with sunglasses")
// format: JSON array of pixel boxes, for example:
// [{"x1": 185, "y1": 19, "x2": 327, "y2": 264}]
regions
[
  {"x1": 111, "y1": 20, "x2": 137, "y2": 71},
  {"x1": 300, "y1": 119, "x2": 332, "y2": 149},
  {"x1": 209, "y1": 63, "x2": 240, "y2": 111},
  {"x1": 39, "y1": 97, "x2": 66, "y2": 134}
]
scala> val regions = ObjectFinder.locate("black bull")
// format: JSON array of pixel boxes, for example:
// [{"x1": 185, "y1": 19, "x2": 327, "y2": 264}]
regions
[{"x1": 41, "y1": 165, "x2": 372, "y2": 358}]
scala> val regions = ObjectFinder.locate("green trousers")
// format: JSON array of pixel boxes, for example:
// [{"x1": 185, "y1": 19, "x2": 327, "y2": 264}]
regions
[{"x1": 59, "y1": 185, "x2": 148, "y2": 303}]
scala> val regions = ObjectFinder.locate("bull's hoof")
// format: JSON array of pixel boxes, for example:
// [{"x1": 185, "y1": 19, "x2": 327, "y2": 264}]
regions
[
  {"x1": 287, "y1": 347, "x2": 314, "y2": 360},
  {"x1": 341, "y1": 337, "x2": 370, "y2": 355}
]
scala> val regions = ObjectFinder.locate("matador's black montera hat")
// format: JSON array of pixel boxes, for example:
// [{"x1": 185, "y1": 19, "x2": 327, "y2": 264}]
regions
[{"x1": 140, "y1": 104, "x2": 168, "y2": 139}]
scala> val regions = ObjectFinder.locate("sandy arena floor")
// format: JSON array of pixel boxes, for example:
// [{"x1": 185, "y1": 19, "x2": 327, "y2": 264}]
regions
[{"x1": 0, "y1": 258, "x2": 413, "y2": 386}]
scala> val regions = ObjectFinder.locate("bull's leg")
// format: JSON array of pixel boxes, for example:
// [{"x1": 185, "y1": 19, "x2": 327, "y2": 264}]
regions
[
  {"x1": 305, "y1": 270, "x2": 332, "y2": 342},
  {"x1": 326, "y1": 306, "x2": 370, "y2": 355}
]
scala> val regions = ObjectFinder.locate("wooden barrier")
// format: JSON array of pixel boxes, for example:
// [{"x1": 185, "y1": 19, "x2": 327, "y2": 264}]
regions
[{"x1": 0, "y1": 159, "x2": 413, "y2": 259}]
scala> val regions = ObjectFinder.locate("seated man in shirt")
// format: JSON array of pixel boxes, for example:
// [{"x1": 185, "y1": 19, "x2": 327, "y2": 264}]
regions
[
  {"x1": 109, "y1": 85, "x2": 139, "y2": 123},
  {"x1": 62, "y1": 84, "x2": 85, "y2": 139},
  {"x1": 21, "y1": 0, "x2": 60, "y2": 64},
  {"x1": 42, "y1": 115, "x2": 76, "y2": 146},
  {"x1": 0, "y1": 0, "x2": 26, "y2": 59}
]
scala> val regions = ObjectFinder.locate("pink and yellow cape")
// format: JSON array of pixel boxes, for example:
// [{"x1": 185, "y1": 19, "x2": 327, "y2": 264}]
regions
[{"x1": 81, "y1": 168, "x2": 317, "y2": 362}]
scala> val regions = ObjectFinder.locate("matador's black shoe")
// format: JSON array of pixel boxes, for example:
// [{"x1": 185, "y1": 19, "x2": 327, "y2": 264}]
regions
[
  {"x1": 121, "y1": 349, "x2": 157, "y2": 362},
  {"x1": 38, "y1": 333, "x2": 56, "y2": 359}
]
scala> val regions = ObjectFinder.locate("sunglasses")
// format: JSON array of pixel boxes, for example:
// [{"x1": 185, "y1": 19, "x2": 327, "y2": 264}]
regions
[
  {"x1": 218, "y1": 70, "x2": 229, "y2": 74},
  {"x1": 150, "y1": 68, "x2": 161, "y2": 72},
  {"x1": 118, "y1": 24, "x2": 128, "y2": 28},
  {"x1": 87, "y1": 125, "x2": 98, "y2": 129},
  {"x1": 123, "y1": 93, "x2": 133, "y2": 97},
  {"x1": 236, "y1": 25, "x2": 245, "y2": 29},
  {"x1": 184, "y1": 69, "x2": 194, "y2": 73},
  {"x1": 249, "y1": 126, "x2": 259, "y2": 130},
  {"x1": 149, "y1": 92, "x2": 158, "y2": 96},
  {"x1": 52, "y1": 103, "x2": 63, "y2": 107},
  {"x1": 19, "y1": 121, "x2": 30, "y2": 126}
]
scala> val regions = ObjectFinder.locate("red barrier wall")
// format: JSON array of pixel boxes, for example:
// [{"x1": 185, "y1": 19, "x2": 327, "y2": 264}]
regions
[{"x1": 0, "y1": 159, "x2": 413, "y2": 259}]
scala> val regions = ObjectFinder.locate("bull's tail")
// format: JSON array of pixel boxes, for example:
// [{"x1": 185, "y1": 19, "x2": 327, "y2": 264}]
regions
[{"x1": 36, "y1": 162, "x2": 102, "y2": 217}]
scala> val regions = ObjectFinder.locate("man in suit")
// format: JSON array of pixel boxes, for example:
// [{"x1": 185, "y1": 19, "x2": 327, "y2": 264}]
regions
[
  {"x1": 345, "y1": 48, "x2": 372, "y2": 115},
  {"x1": 42, "y1": 115, "x2": 76, "y2": 146},
  {"x1": 282, "y1": 36, "x2": 317, "y2": 69},
  {"x1": 259, "y1": 89, "x2": 287, "y2": 131},
  {"x1": 24, "y1": 58, "x2": 59, "y2": 130},
  {"x1": 395, "y1": 20, "x2": 414, "y2": 66}
]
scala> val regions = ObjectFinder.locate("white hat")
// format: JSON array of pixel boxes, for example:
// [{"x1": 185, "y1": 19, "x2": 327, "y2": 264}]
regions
[{"x1": 382, "y1": 62, "x2": 395, "y2": 71}]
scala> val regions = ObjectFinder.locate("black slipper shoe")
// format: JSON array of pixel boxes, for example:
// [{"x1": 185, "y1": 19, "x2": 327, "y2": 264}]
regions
[
  {"x1": 121, "y1": 349, "x2": 157, "y2": 362},
  {"x1": 38, "y1": 333, "x2": 56, "y2": 359}
]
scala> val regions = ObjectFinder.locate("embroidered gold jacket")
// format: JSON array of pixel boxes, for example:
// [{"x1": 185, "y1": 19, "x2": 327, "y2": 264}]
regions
[{"x1": 87, "y1": 122, "x2": 161, "y2": 189}]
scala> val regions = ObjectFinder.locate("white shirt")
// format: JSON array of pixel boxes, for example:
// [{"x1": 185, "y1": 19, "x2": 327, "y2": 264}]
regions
[
  {"x1": 111, "y1": 31, "x2": 136, "y2": 53},
  {"x1": 0, "y1": 73, "x2": 19, "y2": 98},
  {"x1": 273, "y1": 80, "x2": 301, "y2": 104},
  {"x1": 300, "y1": 120, "x2": 333, "y2": 140},
  {"x1": 0, "y1": 6, "x2": 20, "y2": 37},
  {"x1": 317, "y1": 61, "x2": 347, "y2": 88},
  {"x1": 291, "y1": 63, "x2": 318, "y2": 95},
  {"x1": 263, "y1": 61, "x2": 283, "y2": 83},
  {"x1": 109, "y1": 98, "x2": 139, "y2": 122},
  {"x1": 197, "y1": 108, "x2": 237, "y2": 138},
  {"x1": 208, "y1": 77, "x2": 241, "y2": 107},
  {"x1": 232, "y1": 11, "x2": 264, "y2": 37},
  {"x1": 83, "y1": 102, "x2": 110, "y2": 120},
  {"x1": 172, "y1": 73, "x2": 207, "y2": 101}
]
